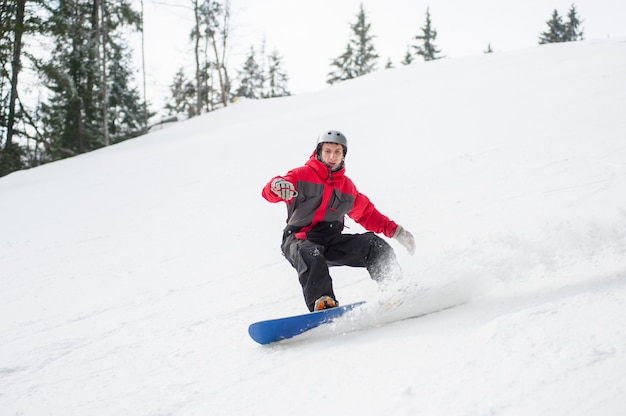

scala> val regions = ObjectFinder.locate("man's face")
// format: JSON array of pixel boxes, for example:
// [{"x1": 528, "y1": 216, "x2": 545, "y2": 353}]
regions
[{"x1": 320, "y1": 143, "x2": 344, "y2": 168}]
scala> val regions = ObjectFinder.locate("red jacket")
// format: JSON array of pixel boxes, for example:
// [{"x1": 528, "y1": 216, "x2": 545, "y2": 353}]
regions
[{"x1": 262, "y1": 152, "x2": 398, "y2": 238}]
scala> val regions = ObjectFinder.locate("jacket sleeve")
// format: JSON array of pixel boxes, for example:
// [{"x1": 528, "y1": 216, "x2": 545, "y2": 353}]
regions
[
  {"x1": 262, "y1": 175, "x2": 284, "y2": 203},
  {"x1": 348, "y1": 192, "x2": 398, "y2": 238},
  {"x1": 262, "y1": 171, "x2": 299, "y2": 203}
]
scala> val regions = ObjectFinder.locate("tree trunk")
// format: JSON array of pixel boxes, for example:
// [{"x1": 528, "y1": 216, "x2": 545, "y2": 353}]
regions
[
  {"x1": 5, "y1": 0, "x2": 26, "y2": 151},
  {"x1": 218, "y1": 1, "x2": 230, "y2": 107},
  {"x1": 209, "y1": 34, "x2": 226, "y2": 107},
  {"x1": 193, "y1": 0, "x2": 202, "y2": 115},
  {"x1": 140, "y1": 0, "x2": 147, "y2": 129},
  {"x1": 101, "y1": 0, "x2": 109, "y2": 145},
  {"x1": 206, "y1": 0, "x2": 229, "y2": 108}
]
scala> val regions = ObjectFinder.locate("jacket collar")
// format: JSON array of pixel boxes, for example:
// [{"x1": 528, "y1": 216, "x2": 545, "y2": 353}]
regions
[{"x1": 305, "y1": 151, "x2": 345, "y2": 181}]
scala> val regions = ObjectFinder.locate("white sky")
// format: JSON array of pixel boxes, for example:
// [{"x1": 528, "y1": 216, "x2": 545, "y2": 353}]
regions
[{"x1": 138, "y1": 0, "x2": 626, "y2": 110}]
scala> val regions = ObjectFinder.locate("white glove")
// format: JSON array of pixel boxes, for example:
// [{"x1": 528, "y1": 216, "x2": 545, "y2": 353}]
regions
[
  {"x1": 393, "y1": 225, "x2": 415, "y2": 255},
  {"x1": 271, "y1": 178, "x2": 298, "y2": 201}
]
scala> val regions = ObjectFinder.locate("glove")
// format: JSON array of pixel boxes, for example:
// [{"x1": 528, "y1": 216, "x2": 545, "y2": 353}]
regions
[
  {"x1": 393, "y1": 225, "x2": 415, "y2": 256},
  {"x1": 271, "y1": 178, "x2": 298, "y2": 201}
]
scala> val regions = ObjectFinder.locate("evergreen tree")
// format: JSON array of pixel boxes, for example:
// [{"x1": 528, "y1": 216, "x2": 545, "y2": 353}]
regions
[
  {"x1": 1, "y1": 0, "x2": 44, "y2": 176},
  {"x1": 538, "y1": 9, "x2": 566, "y2": 44},
  {"x1": 539, "y1": 5, "x2": 584, "y2": 44},
  {"x1": 264, "y1": 49, "x2": 290, "y2": 98},
  {"x1": 197, "y1": 61, "x2": 214, "y2": 113},
  {"x1": 235, "y1": 46, "x2": 263, "y2": 99},
  {"x1": 234, "y1": 43, "x2": 290, "y2": 99},
  {"x1": 0, "y1": 0, "x2": 23, "y2": 174},
  {"x1": 38, "y1": 0, "x2": 101, "y2": 158},
  {"x1": 106, "y1": 40, "x2": 151, "y2": 143},
  {"x1": 411, "y1": 7, "x2": 442, "y2": 61},
  {"x1": 485, "y1": 43, "x2": 494, "y2": 53},
  {"x1": 165, "y1": 68, "x2": 196, "y2": 118},
  {"x1": 564, "y1": 4, "x2": 584, "y2": 41},
  {"x1": 350, "y1": 3, "x2": 378, "y2": 76},
  {"x1": 38, "y1": 0, "x2": 144, "y2": 159},
  {"x1": 401, "y1": 47, "x2": 414, "y2": 65},
  {"x1": 327, "y1": 3, "x2": 378, "y2": 85},
  {"x1": 327, "y1": 44, "x2": 356, "y2": 85}
]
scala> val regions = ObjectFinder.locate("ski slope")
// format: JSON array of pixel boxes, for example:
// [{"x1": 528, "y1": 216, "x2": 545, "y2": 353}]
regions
[{"x1": 1, "y1": 38, "x2": 626, "y2": 415}]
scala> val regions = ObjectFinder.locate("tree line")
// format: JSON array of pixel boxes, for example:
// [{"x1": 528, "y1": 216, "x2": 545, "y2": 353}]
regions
[
  {"x1": 327, "y1": 3, "x2": 585, "y2": 84},
  {"x1": 1, "y1": 0, "x2": 147, "y2": 176},
  {"x1": 161, "y1": 0, "x2": 291, "y2": 119},
  {"x1": 0, "y1": 0, "x2": 291, "y2": 177},
  {"x1": 1, "y1": 1, "x2": 585, "y2": 177}
]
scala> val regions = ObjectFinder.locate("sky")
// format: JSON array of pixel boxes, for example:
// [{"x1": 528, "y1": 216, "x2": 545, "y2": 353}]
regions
[
  {"x1": 137, "y1": 0, "x2": 626, "y2": 114},
  {"x1": 2, "y1": 38, "x2": 626, "y2": 414}
]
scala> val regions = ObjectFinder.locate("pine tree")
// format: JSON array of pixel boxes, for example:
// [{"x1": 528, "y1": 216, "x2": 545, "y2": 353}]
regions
[
  {"x1": 0, "y1": 0, "x2": 25, "y2": 174},
  {"x1": 350, "y1": 3, "x2": 378, "y2": 76},
  {"x1": 411, "y1": 7, "x2": 442, "y2": 61},
  {"x1": 327, "y1": 44, "x2": 356, "y2": 85},
  {"x1": 1, "y1": 0, "x2": 44, "y2": 175},
  {"x1": 327, "y1": 3, "x2": 378, "y2": 85},
  {"x1": 99, "y1": 1, "x2": 148, "y2": 143},
  {"x1": 564, "y1": 4, "x2": 584, "y2": 41},
  {"x1": 165, "y1": 68, "x2": 196, "y2": 118},
  {"x1": 106, "y1": 41, "x2": 151, "y2": 143},
  {"x1": 38, "y1": 0, "x2": 101, "y2": 158},
  {"x1": 235, "y1": 46, "x2": 263, "y2": 99},
  {"x1": 538, "y1": 9, "x2": 566, "y2": 44},
  {"x1": 264, "y1": 49, "x2": 290, "y2": 98},
  {"x1": 38, "y1": 0, "x2": 144, "y2": 159},
  {"x1": 539, "y1": 5, "x2": 584, "y2": 44},
  {"x1": 401, "y1": 47, "x2": 414, "y2": 65},
  {"x1": 234, "y1": 43, "x2": 290, "y2": 99}
]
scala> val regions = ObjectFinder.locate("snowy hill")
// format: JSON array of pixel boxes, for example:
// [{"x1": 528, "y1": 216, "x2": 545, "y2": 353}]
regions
[{"x1": 2, "y1": 38, "x2": 626, "y2": 415}]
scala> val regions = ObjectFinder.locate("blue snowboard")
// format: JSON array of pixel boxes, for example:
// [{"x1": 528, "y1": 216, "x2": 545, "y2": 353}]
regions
[{"x1": 248, "y1": 301, "x2": 366, "y2": 345}]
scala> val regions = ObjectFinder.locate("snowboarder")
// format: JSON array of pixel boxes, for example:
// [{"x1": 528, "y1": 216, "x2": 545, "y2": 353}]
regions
[{"x1": 262, "y1": 130, "x2": 416, "y2": 312}]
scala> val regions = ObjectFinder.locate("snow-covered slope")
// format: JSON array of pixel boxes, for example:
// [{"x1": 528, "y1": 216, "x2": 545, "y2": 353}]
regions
[{"x1": 1, "y1": 39, "x2": 626, "y2": 415}]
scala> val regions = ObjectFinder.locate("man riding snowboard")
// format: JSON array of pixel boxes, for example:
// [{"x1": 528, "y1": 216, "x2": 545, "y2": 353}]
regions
[{"x1": 262, "y1": 130, "x2": 416, "y2": 312}]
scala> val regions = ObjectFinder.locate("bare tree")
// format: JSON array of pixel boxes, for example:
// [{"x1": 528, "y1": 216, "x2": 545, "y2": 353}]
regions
[
  {"x1": 202, "y1": 0, "x2": 230, "y2": 108},
  {"x1": 188, "y1": 0, "x2": 231, "y2": 113},
  {"x1": 191, "y1": 0, "x2": 202, "y2": 115}
]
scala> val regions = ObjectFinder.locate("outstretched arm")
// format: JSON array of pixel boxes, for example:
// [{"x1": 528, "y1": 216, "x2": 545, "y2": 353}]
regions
[{"x1": 262, "y1": 176, "x2": 297, "y2": 203}]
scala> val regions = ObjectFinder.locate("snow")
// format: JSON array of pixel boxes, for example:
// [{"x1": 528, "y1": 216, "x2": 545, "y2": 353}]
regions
[{"x1": 2, "y1": 38, "x2": 626, "y2": 415}]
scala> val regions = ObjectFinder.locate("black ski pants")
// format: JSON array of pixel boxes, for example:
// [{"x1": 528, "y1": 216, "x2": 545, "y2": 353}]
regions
[{"x1": 281, "y1": 224, "x2": 401, "y2": 311}]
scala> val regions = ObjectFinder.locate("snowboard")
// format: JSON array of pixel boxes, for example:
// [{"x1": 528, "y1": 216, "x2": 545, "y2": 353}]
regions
[{"x1": 248, "y1": 301, "x2": 366, "y2": 345}]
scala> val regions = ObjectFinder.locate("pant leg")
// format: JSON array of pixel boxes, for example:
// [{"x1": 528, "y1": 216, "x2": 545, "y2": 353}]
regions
[
  {"x1": 324, "y1": 232, "x2": 402, "y2": 282},
  {"x1": 281, "y1": 234, "x2": 336, "y2": 312}
]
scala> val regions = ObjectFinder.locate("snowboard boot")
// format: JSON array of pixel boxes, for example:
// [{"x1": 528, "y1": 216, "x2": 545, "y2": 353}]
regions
[{"x1": 314, "y1": 296, "x2": 338, "y2": 311}]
